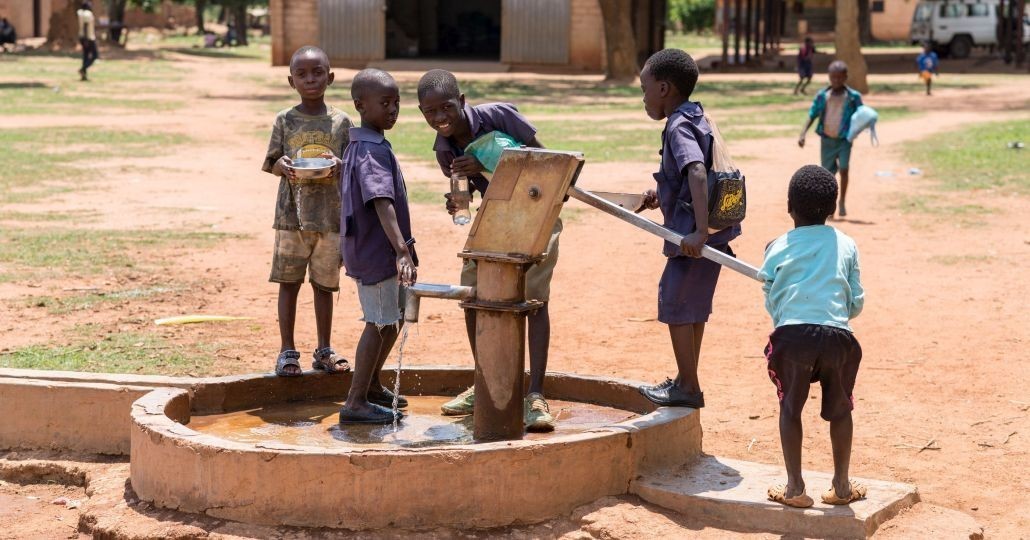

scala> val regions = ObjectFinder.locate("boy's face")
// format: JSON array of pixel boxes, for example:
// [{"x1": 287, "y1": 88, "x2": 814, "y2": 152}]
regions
[
  {"x1": 639, "y1": 66, "x2": 668, "y2": 121},
  {"x1": 828, "y1": 70, "x2": 847, "y2": 90},
  {"x1": 288, "y1": 53, "x2": 333, "y2": 100},
  {"x1": 355, "y1": 82, "x2": 400, "y2": 131},
  {"x1": 418, "y1": 89, "x2": 466, "y2": 138}
]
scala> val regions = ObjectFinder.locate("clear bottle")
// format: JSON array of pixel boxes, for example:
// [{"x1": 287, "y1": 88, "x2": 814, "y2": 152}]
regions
[{"x1": 450, "y1": 173, "x2": 472, "y2": 225}]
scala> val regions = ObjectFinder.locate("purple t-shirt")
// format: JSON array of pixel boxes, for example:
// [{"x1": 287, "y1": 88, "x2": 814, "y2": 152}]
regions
[
  {"x1": 433, "y1": 102, "x2": 538, "y2": 195},
  {"x1": 340, "y1": 127, "x2": 418, "y2": 285},
  {"x1": 657, "y1": 101, "x2": 741, "y2": 257}
]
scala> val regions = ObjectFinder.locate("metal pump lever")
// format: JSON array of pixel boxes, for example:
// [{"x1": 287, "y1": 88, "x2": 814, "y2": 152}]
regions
[{"x1": 568, "y1": 186, "x2": 762, "y2": 282}]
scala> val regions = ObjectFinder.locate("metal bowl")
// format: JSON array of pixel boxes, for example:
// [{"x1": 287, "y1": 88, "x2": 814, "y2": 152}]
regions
[{"x1": 289, "y1": 157, "x2": 335, "y2": 180}]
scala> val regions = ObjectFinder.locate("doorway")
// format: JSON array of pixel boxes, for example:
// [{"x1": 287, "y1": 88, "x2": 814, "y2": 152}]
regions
[{"x1": 385, "y1": 0, "x2": 502, "y2": 59}]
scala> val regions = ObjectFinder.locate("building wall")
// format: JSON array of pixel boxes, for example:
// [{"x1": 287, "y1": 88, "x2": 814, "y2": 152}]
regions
[
  {"x1": 0, "y1": 0, "x2": 193, "y2": 39},
  {"x1": 871, "y1": 0, "x2": 918, "y2": 41},
  {"x1": 271, "y1": 0, "x2": 320, "y2": 66},
  {"x1": 570, "y1": 0, "x2": 604, "y2": 70}
]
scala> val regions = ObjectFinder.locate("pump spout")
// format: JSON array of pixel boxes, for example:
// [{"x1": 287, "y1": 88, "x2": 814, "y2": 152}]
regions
[{"x1": 404, "y1": 283, "x2": 475, "y2": 324}]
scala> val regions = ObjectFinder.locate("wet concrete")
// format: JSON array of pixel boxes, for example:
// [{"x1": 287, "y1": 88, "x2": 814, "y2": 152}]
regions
[{"x1": 187, "y1": 396, "x2": 637, "y2": 449}]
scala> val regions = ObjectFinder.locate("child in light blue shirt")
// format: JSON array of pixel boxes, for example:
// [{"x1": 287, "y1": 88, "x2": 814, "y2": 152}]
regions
[{"x1": 759, "y1": 165, "x2": 867, "y2": 509}]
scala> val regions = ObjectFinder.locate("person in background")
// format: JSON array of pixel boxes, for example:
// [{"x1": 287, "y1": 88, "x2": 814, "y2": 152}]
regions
[
  {"x1": 77, "y1": 1, "x2": 98, "y2": 81},
  {"x1": 916, "y1": 42, "x2": 940, "y2": 96},
  {"x1": 794, "y1": 36, "x2": 816, "y2": 96}
]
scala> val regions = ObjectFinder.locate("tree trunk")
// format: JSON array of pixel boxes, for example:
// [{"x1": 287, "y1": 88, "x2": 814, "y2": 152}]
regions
[
  {"x1": 835, "y1": 0, "x2": 869, "y2": 93},
  {"x1": 598, "y1": 0, "x2": 639, "y2": 80},
  {"x1": 195, "y1": 0, "x2": 207, "y2": 34},
  {"x1": 45, "y1": 2, "x2": 80, "y2": 50},
  {"x1": 234, "y1": 4, "x2": 248, "y2": 46}
]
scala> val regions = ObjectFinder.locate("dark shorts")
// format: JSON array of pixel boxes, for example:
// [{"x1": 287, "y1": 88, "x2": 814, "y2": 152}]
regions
[
  {"x1": 658, "y1": 243, "x2": 732, "y2": 325},
  {"x1": 798, "y1": 59, "x2": 814, "y2": 78},
  {"x1": 764, "y1": 324, "x2": 862, "y2": 421},
  {"x1": 820, "y1": 137, "x2": 853, "y2": 174}
]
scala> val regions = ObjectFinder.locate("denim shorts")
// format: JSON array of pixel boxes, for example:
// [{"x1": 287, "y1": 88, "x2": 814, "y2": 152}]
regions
[{"x1": 355, "y1": 276, "x2": 405, "y2": 326}]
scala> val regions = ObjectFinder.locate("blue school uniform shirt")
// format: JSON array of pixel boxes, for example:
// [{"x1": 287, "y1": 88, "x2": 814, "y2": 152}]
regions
[
  {"x1": 657, "y1": 100, "x2": 742, "y2": 257},
  {"x1": 917, "y1": 51, "x2": 939, "y2": 73},
  {"x1": 340, "y1": 126, "x2": 418, "y2": 286},
  {"x1": 758, "y1": 225, "x2": 864, "y2": 331},
  {"x1": 808, "y1": 87, "x2": 863, "y2": 140},
  {"x1": 433, "y1": 102, "x2": 538, "y2": 196}
]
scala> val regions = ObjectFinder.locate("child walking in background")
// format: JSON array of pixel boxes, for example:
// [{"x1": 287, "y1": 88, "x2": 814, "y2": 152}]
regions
[
  {"x1": 917, "y1": 42, "x2": 940, "y2": 96},
  {"x1": 338, "y1": 68, "x2": 417, "y2": 425},
  {"x1": 637, "y1": 49, "x2": 741, "y2": 409},
  {"x1": 416, "y1": 69, "x2": 557, "y2": 432},
  {"x1": 262, "y1": 46, "x2": 352, "y2": 377},
  {"x1": 794, "y1": 36, "x2": 816, "y2": 96},
  {"x1": 798, "y1": 61, "x2": 863, "y2": 217},
  {"x1": 760, "y1": 165, "x2": 866, "y2": 508}
]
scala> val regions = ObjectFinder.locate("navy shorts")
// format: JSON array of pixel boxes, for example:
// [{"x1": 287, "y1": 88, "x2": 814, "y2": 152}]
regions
[
  {"x1": 798, "y1": 59, "x2": 814, "y2": 78},
  {"x1": 764, "y1": 324, "x2": 862, "y2": 421},
  {"x1": 657, "y1": 243, "x2": 732, "y2": 325}
]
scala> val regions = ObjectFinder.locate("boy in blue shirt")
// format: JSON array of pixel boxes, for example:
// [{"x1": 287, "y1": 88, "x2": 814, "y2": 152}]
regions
[
  {"x1": 338, "y1": 68, "x2": 417, "y2": 425},
  {"x1": 637, "y1": 49, "x2": 741, "y2": 409},
  {"x1": 760, "y1": 165, "x2": 866, "y2": 508},
  {"x1": 916, "y1": 42, "x2": 940, "y2": 96},
  {"x1": 798, "y1": 61, "x2": 863, "y2": 217}
]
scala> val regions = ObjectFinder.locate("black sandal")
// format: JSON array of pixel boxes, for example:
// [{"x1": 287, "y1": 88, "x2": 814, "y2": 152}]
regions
[
  {"x1": 275, "y1": 350, "x2": 302, "y2": 377},
  {"x1": 313, "y1": 347, "x2": 350, "y2": 374}
]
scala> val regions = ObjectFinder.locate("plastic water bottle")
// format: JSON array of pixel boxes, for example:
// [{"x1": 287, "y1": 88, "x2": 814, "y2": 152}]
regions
[{"x1": 450, "y1": 173, "x2": 472, "y2": 225}]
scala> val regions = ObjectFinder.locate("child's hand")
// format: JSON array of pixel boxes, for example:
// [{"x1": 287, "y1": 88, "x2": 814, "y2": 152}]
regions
[
  {"x1": 277, "y1": 155, "x2": 298, "y2": 182},
  {"x1": 797, "y1": 136, "x2": 806, "y2": 148},
  {"x1": 641, "y1": 189, "x2": 660, "y2": 211},
  {"x1": 443, "y1": 192, "x2": 458, "y2": 215},
  {"x1": 396, "y1": 252, "x2": 417, "y2": 286},
  {"x1": 451, "y1": 156, "x2": 485, "y2": 176},
  {"x1": 318, "y1": 151, "x2": 342, "y2": 178},
  {"x1": 680, "y1": 231, "x2": 708, "y2": 258}
]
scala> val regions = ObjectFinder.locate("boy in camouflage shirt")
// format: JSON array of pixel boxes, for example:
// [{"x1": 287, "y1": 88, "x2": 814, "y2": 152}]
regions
[{"x1": 262, "y1": 46, "x2": 353, "y2": 376}]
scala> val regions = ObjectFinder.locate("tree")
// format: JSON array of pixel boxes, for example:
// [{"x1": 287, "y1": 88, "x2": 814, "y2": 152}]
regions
[
  {"x1": 45, "y1": 2, "x2": 80, "y2": 49},
  {"x1": 835, "y1": 0, "x2": 869, "y2": 93},
  {"x1": 599, "y1": 0, "x2": 640, "y2": 80}
]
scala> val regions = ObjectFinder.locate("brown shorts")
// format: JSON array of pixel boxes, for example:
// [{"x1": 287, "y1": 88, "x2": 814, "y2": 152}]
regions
[
  {"x1": 269, "y1": 229, "x2": 341, "y2": 292},
  {"x1": 460, "y1": 219, "x2": 561, "y2": 302},
  {"x1": 764, "y1": 324, "x2": 862, "y2": 421}
]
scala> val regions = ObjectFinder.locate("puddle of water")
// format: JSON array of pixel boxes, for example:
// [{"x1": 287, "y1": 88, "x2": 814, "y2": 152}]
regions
[{"x1": 187, "y1": 396, "x2": 637, "y2": 449}]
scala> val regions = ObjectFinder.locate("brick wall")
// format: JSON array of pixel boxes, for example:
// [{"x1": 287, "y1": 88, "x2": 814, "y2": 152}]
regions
[
  {"x1": 271, "y1": 0, "x2": 320, "y2": 66},
  {"x1": 570, "y1": 0, "x2": 604, "y2": 70}
]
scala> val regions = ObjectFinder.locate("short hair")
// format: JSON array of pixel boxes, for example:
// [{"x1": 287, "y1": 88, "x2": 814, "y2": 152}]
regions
[
  {"x1": 417, "y1": 69, "x2": 460, "y2": 101},
  {"x1": 290, "y1": 46, "x2": 329, "y2": 70},
  {"x1": 828, "y1": 60, "x2": 848, "y2": 74},
  {"x1": 351, "y1": 68, "x2": 397, "y2": 100},
  {"x1": 644, "y1": 48, "x2": 699, "y2": 99},
  {"x1": 789, "y1": 165, "x2": 838, "y2": 222}
]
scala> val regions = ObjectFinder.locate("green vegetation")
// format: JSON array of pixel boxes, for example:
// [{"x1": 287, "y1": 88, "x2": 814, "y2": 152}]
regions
[
  {"x1": 406, "y1": 182, "x2": 446, "y2": 205},
  {"x1": 665, "y1": 30, "x2": 723, "y2": 51},
  {"x1": 0, "y1": 329, "x2": 216, "y2": 375},
  {"x1": 0, "y1": 209, "x2": 101, "y2": 223},
  {"x1": 667, "y1": 0, "x2": 717, "y2": 34},
  {"x1": 929, "y1": 254, "x2": 995, "y2": 266},
  {"x1": 22, "y1": 286, "x2": 177, "y2": 315},
  {"x1": 905, "y1": 120, "x2": 1028, "y2": 193},
  {"x1": 159, "y1": 34, "x2": 272, "y2": 61},
  {"x1": 0, "y1": 228, "x2": 238, "y2": 281},
  {"x1": 0, "y1": 127, "x2": 189, "y2": 203}
]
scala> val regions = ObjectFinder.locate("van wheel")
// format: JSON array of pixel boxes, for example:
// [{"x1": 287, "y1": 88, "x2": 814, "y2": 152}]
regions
[{"x1": 949, "y1": 35, "x2": 973, "y2": 59}]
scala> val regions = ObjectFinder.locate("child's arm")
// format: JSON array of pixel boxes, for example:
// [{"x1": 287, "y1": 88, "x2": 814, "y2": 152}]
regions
[
  {"x1": 798, "y1": 117, "x2": 815, "y2": 148},
  {"x1": 799, "y1": 95, "x2": 822, "y2": 148},
  {"x1": 262, "y1": 115, "x2": 298, "y2": 181},
  {"x1": 372, "y1": 198, "x2": 417, "y2": 286},
  {"x1": 847, "y1": 250, "x2": 864, "y2": 319},
  {"x1": 680, "y1": 162, "x2": 709, "y2": 257}
]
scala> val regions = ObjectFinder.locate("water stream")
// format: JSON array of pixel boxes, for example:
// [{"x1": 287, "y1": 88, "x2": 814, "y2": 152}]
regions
[{"x1": 391, "y1": 324, "x2": 411, "y2": 432}]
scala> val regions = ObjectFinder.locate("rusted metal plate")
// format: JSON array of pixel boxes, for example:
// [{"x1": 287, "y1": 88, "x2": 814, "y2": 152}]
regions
[
  {"x1": 464, "y1": 149, "x2": 583, "y2": 257},
  {"x1": 319, "y1": 0, "x2": 385, "y2": 61}
]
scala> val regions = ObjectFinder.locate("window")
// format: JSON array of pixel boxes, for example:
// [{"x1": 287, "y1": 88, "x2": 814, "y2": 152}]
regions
[
  {"x1": 968, "y1": 3, "x2": 990, "y2": 16},
  {"x1": 939, "y1": 3, "x2": 965, "y2": 18},
  {"x1": 872, "y1": 0, "x2": 885, "y2": 12},
  {"x1": 913, "y1": 3, "x2": 934, "y2": 21}
]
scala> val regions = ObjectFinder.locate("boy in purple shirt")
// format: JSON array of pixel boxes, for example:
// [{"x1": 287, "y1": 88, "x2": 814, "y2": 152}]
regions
[
  {"x1": 338, "y1": 69, "x2": 417, "y2": 425},
  {"x1": 637, "y1": 49, "x2": 741, "y2": 409},
  {"x1": 416, "y1": 69, "x2": 557, "y2": 432}
]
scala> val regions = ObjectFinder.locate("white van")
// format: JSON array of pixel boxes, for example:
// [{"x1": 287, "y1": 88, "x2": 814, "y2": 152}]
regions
[{"x1": 910, "y1": 0, "x2": 1030, "y2": 58}]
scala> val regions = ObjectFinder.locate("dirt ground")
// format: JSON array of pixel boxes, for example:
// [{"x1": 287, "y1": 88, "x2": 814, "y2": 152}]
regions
[{"x1": 0, "y1": 48, "x2": 1027, "y2": 538}]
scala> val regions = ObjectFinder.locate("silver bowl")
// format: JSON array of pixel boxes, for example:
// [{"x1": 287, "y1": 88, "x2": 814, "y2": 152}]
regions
[{"x1": 289, "y1": 157, "x2": 335, "y2": 180}]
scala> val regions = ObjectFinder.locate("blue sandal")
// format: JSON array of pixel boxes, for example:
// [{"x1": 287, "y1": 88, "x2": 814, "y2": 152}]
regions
[{"x1": 275, "y1": 350, "x2": 302, "y2": 377}]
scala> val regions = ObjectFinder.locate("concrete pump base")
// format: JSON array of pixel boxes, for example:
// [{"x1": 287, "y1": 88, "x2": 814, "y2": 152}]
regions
[{"x1": 129, "y1": 367, "x2": 701, "y2": 530}]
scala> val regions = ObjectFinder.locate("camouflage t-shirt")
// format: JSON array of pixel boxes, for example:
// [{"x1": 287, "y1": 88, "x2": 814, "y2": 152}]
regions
[{"x1": 262, "y1": 106, "x2": 353, "y2": 232}]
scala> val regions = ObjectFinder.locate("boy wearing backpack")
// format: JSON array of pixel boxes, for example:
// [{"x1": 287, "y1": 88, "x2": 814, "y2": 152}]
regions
[{"x1": 638, "y1": 49, "x2": 742, "y2": 409}]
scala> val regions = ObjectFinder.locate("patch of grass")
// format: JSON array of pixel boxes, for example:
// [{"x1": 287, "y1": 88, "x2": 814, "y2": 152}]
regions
[
  {"x1": 726, "y1": 105, "x2": 918, "y2": 127},
  {"x1": 0, "y1": 209, "x2": 101, "y2": 223},
  {"x1": 0, "y1": 228, "x2": 239, "y2": 280},
  {"x1": 21, "y1": 286, "x2": 177, "y2": 315},
  {"x1": 929, "y1": 254, "x2": 995, "y2": 266},
  {"x1": 894, "y1": 194, "x2": 991, "y2": 227},
  {"x1": 160, "y1": 34, "x2": 271, "y2": 61},
  {"x1": 407, "y1": 182, "x2": 445, "y2": 205},
  {"x1": 665, "y1": 31, "x2": 724, "y2": 51},
  {"x1": 0, "y1": 127, "x2": 189, "y2": 203},
  {"x1": 560, "y1": 207, "x2": 586, "y2": 222},
  {"x1": 905, "y1": 120, "x2": 1029, "y2": 193},
  {"x1": 0, "y1": 331, "x2": 215, "y2": 375}
]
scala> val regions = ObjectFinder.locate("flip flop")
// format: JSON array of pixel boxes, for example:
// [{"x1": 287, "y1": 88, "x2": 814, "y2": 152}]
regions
[
  {"x1": 767, "y1": 484, "x2": 814, "y2": 508},
  {"x1": 338, "y1": 403, "x2": 404, "y2": 425},
  {"x1": 821, "y1": 481, "x2": 867, "y2": 505}
]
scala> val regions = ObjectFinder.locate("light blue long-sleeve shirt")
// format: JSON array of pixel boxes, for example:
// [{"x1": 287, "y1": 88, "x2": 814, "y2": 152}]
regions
[{"x1": 759, "y1": 225, "x2": 864, "y2": 331}]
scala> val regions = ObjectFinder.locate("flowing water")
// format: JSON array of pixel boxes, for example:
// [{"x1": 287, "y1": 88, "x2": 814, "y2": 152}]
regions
[
  {"x1": 391, "y1": 324, "x2": 410, "y2": 432},
  {"x1": 188, "y1": 396, "x2": 637, "y2": 449}
]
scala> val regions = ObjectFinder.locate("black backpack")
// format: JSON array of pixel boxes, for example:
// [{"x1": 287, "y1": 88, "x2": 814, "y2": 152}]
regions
[{"x1": 702, "y1": 114, "x2": 746, "y2": 231}]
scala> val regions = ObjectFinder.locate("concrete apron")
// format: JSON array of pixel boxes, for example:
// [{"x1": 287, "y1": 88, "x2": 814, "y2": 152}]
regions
[{"x1": 0, "y1": 368, "x2": 922, "y2": 536}]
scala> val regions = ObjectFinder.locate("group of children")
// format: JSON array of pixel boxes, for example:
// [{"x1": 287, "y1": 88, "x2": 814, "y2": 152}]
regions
[{"x1": 264, "y1": 45, "x2": 868, "y2": 507}]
